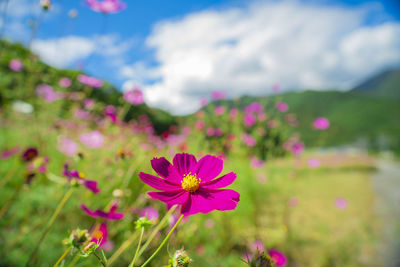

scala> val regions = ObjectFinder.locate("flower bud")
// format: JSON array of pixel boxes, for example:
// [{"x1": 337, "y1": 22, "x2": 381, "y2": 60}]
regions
[{"x1": 40, "y1": 0, "x2": 51, "y2": 10}]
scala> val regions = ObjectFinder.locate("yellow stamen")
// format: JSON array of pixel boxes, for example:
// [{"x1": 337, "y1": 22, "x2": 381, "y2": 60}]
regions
[
  {"x1": 181, "y1": 173, "x2": 200, "y2": 193},
  {"x1": 79, "y1": 172, "x2": 86, "y2": 179}
]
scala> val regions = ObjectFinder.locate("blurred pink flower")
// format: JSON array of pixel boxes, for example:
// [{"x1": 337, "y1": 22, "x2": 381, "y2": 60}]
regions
[
  {"x1": 229, "y1": 108, "x2": 238, "y2": 119},
  {"x1": 36, "y1": 84, "x2": 63, "y2": 102},
  {"x1": 140, "y1": 207, "x2": 159, "y2": 221},
  {"x1": 269, "y1": 250, "x2": 287, "y2": 266},
  {"x1": 214, "y1": 128, "x2": 223, "y2": 137},
  {"x1": 335, "y1": 197, "x2": 348, "y2": 210},
  {"x1": 204, "y1": 218, "x2": 214, "y2": 228},
  {"x1": 243, "y1": 113, "x2": 256, "y2": 127},
  {"x1": 257, "y1": 113, "x2": 267, "y2": 122},
  {"x1": 77, "y1": 74, "x2": 103, "y2": 88},
  {"x1": 1, "y1": 146, "x2": 20, "y2": 160},
  {"x1": 86, "y1": 0, "x2": 126, "y2": 13},
  {"x1": 83, "y1": 98, "x2": 95, "y2": 110},
  {"x1": 81, "y1": 201, "x2": 124, "y2": 220},
  {"x1": 214, "y1": 106, "x2": 225, "y2": 115},
  {"x1": 256, "y1": 175, "x2": 267, "y2": 184},
  {"x1": 267, "y1": 120, "x2": 278, "y2": 128},
  {"x1": 200, "y1": 98, "x2": 208, "y2": 107},
  {"x1": 206, "y1": 127, "x2": 215, "y2": 136},
  {"x1": 250, "y1": 240, "x2": 265, "y2": 252},
  {"x1": 273, "y1": 84, "x2": 281, "y2": 92},
  {"x1": 307, "y1": 158, "x2": 321, "y2": 168},
  {"x1": 250, "y1": 157, "x2": 264, "y2": 168},
  {"x1": 104, "y1": 105, "x2": 117, "y2": 123},
  {"x1": 289, "y1": 197, "x2": 298, "y2": 207},
  {"x1": 124, "y1": 88, "x2": 144, "y2": 105},
  {"x1": 79, "y1": 131, "x2": 104, "y2": 148},
  {"x1": 9, "y1": 59, "x2": 23, "y2": 72},
  {"x1": 276, "y1": 102, "x2": 289, "y2": 112},
  {"x1": 313, "y1": 117, "x2": 330, "y2": 130},
  {"x1": 291, "y1": 142, "x2": 304, "y2": 157},
  {"x1": 74, "y1": 109, "x2": 91, "y2": 120},
  {"x1": 211, "y1": 91, "x2": 226, "y2": 100},
  {"x1": 194, "y1": 120, "x2": 205, "y2": 130},
  {"x1": 59, "y1": 77, "x2": 72, "y2": 88},
  {"x1": 244, "y1": 102, "x2": 263, "y2": 114},
  {"x1": 91, "y1": 223, "x2": 108, "y2": 247},
  {"x1": 58, "y1": 137, "x2": 79, "y2": 157},
  {"x1": 242, "y1": 133, "x2": 256, "y2": 147}
]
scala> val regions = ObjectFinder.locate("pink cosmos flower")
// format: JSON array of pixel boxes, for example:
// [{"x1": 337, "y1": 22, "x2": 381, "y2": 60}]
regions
[
  {"x1": 229, "y1": 108, "x2": 238, "y2": 119},
  {"x1": 269, "y1": 250, "x2": 287, "y2": 266},
  {"x1": 86, "y1": 0, "x2": 126, "y2": 14},
  {"x1": 140, "y1": 207, "x2": 159, "y2": 221},
  {"x1": 58, "y1": 137, "x2": 79, "y2": 157},
  {"x1": 276, "y1": 102, "x2": 289, "y2": 112},
  {"x1": 59, "y1": 77, "x2": 72, "y2": 88},
  {"x1": 9, "y1": 59, "x2": 23, "y2": 72},
  {"x1": 77, "y1": 74, "x2": 103, "y2": 88},
  {"x1": 124, "y1": 88, "x2": 144, "y2": 105},
  {"x1": 214, "y1": 106, "x2": 225, "y2": 115},
  {"x1": 27, "y1": 157, "x2": 50, "y2": 174},
  {"x1": 250, "y1": 157, "x2": 265, "y2": 168},
  {"x1": 291, "y1": 142, "x2": 304, "y2": 157},
  {"x1": 211, "y1": 91, "x2": 226, "y2": 100},
  {"x1": 63, "y1": 165, "x2": 100, "y2": 193},
  {"x1": 250, "y1": 240, "x2": 265, "y2": 252},
  {"x1": 307, "y1": 158, "x2": 321, "y2": 168},
  {"x1": 206, "y1": 127, "x2": 215, "y2": 136},
  {"x1": 243, "y1": 113, "x2": 256, "y2": 127},
  {"x1": 313, "y1": 117, "x2": 330, "y2": 130},
  {"x1": 74, "y1": 109, "x2": 91, "y2": 120},
  {"x1": 79, "y1": 131, "x2": 104, "y2": 149},
  {"x1": 242, "y1": 133, "x2": 256, "y2": 147},
  {"x1": 91, "y1": 222, "x2": 108, "y2": 247},
  {"x1": 335, "y1": 197, "x2": 348, "y2": 210},
  {"x1": 204, "y1": 218, "x2": 214, "y2": 228},
  {"x1": 103, "y1": 105, "x2": 117, "y2": 123},
  {"x1": 83, "y1": 98, "x2": 95, "y2": 110},
  {"x1": 139, "y1": 153, "x2": 240, "y2": 216},
  {"x1": 1, "y1": 146, "x2": 21, "y2": 160},
  {"x1": 200, "y1": 98, "x2": 208, "y2": 107},
  {"x1": 36, "y1": 84, "x2": 63, "y2": 102},
  {"x1": 244, "y1": 102, "x2": 263, "y2": 114},
  {"x1": 214, "y1": 128, "x2": 223, "y2": 137},
  {"x1": 81, "y1": 201, "x2": 124, "y2": 220}
]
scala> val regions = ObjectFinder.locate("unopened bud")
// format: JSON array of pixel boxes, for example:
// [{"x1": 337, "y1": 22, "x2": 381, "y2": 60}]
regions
[{"x1": 40, "y1": 0, "x2": 51, "y2": 10}]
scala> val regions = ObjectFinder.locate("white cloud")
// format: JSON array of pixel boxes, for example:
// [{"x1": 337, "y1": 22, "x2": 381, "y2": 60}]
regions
[
  {"x1": 31, "y1": 34, "x2": 134, "y2": 68},
  {"x1": 120, "y1": 1, "x2": 400, "y2": 115},
  {"x1": 32, "y1": 36, "x2": 95, "y2": 68}
]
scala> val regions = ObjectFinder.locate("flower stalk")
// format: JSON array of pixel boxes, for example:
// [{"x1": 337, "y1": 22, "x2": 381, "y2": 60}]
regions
[{"x1": 128, "y1": 226, "x2": 144, "y2": 267}]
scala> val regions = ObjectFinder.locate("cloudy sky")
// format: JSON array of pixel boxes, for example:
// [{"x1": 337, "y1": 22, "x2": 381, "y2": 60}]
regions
[{"x1": 1, "y1": 0, "x2": 400, "y2": 114}]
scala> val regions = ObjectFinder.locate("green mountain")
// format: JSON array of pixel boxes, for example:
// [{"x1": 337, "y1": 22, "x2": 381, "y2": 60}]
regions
[
  {"x1": 351, "y1": 69, "x2": 400, "y2": 99},
  {"x1": 0, "y1": 40, "x2": 177, "y2": 133}
]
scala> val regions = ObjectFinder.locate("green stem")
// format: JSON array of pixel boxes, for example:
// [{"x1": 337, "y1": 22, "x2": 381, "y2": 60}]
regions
[
  {"x1": 25, "y1": 187, "x2": 74, "y2": 266},
  {"x1": 0, "y1": 158, "x2": 18, "y2": 188},
  {"x1": 0, "y1": 182, "x2": 24, "y2": 219},
  {"x1": 140, "y1": 214, "x2": 184, "y2": 267},
  {"x1": 128, "y1": 227, "x2": 144, "y2": 267},
  {"x1": 53, "y1": 246, "x2": 72, "y2": 267},
  {"x1": 92, "y1": 251, "x2": 107, "y2": 267}
]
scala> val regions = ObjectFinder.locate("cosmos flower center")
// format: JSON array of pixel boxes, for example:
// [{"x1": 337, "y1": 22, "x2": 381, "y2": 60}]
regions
[
  {"x1": 79, "y1": 172, "x2": 86, "y2": 179},
  {"x1": 181, "y1": 173, "x2": 200, "y2": 193}
]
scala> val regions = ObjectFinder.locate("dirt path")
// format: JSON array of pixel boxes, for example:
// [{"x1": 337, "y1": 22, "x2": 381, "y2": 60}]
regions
[{"x1": 372, "y1": 159, "x2": 400, "y2": 267}]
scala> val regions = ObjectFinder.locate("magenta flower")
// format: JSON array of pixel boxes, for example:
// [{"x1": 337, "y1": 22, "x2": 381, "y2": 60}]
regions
[
  {"x1": 124, "y1": 88, "x2": 144, "y2": 105},
  {"x1": 243, "y1": 113, "x2": 256, "y2": 127},
  {"x1": 242, "y1": 133, "x2": 256, "y2": 147},
  {"x1": 229, "y1": 108, "x2": 238, "y2": 119},
  {"x1": 77, "y1": 74, "x2": 103, "y2": 88},
  {"x1": 250, "y1": 157, "x2": 264, "y2": 168},
  {"x1": 58, "y1": 137, "x2": 79, "y2": 157},
  {"x1": 81, "y1": 201, "x2": 124, "y2": 220},
  {"x1": 1, "y1": 146, "x2": 21, "y2": 160},
  {"x1": 36, "y1": 84, "x2": 63, "y2": 102},
  {"x1": 83, "y1": 98, "x2": 95, "y2": 110},
  {"x1": 21, "y1": 147, "x2": 38, "y2": 162},
  {"x1": 140, "y1": 207, "x2": 159, "y2": 221},
  {"x1": 313, "y1": 117, "x2": 330, "y2": 130},
  {"x1": 250, "y1": 240, "x2": 265, "y2": 252},
  {"x1": 244, "y1": 102, "x2": 263, "y2": 114},
  {"x1": 9, "y1": 59, "x2": 23, "y2": 72},
  {"x1": 276, "y1": 102, "x2": 289, "y2": 112},
  {"x1": 79, "y1": 131, "x2": 104, "y2": 149},
  {"x1": 307, "y1": 158, "x2": 321, "y2": 168},
  {"x1": 335, "y1": 197, "x2": 348, "y2": 210},
  {"x1": 91, "y1": 222, "x2": 108, "y2": 247},
  {"x1": 214, "y1": 106, "x2": 225, "y2": 115},
  {"x1": 74, "y1": 109, "x2": 91, "y2": 120},
  {"x1": 63, "y1": 165, "x2": 100, "y2": 193},
  {"x1": 211, "y1": 91, "x2": 226, "y2": 100},
  {"x1": 206, "y1": 127, "x2": 215, "y2": 136},
  {"x1": 269, "y1": 249, "x2": 287, "y2": 266},
  {"x1": 86, "y1": 0, "x2": 126, "y2": 13},
  {"x1": 139, "y1": 153, "x2": 240, "y2": 216},
  {"x1": 59, "y1": 77, "x2": 72, "y2": 88},
  {"x1": 214, "y1": 128, "x2": 223, "y2": 137},
  {"x1": 103, "y1": 105, "x2": 117, "y2": 123},
  {"x1": 291, "y1": 142, "x2": 304, "y2": 157}
]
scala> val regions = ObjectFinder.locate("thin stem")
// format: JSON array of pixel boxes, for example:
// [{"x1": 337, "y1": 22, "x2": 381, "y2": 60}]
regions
[
  {"x1": 53, "y1": 246, "x2": 72, "y2": 267},
  {"x1": 0, "y1": 182, "x2": 23, "y2": 219},
  {"x1": 140, "y1": 214, "x2": 184, "y2": 267},
  {"x1": 66, "y1": 252, "x2": 80, "y2": 267},
  {"x1": 92, "y1": 251, "x2": 107, "y2": 267},
  {"x1": 25, "y1": 187, "x2": 74, "y2": 266},
  {"x1": 108, "y1": 206, "x2": 176, "y2": 266},
  {"x1": 128, "y1": 227, "x2": 144, "y2": 267},
  {"x1": 0, "y1": 158, "x2": 17, "y2": 188}
]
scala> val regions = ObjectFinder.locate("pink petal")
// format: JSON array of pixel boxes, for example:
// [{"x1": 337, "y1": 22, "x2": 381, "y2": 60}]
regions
[
  {"x1": 151, "y1": 157, "x2": 181, "y2": 183},
  {"x1": 201, "y1": 172, "x2": 236, "y2": 189},
  {"x1": 148, "y1": 190, "x2": 188, "y2": 209},
  {"x1": 172, "y1": 153, "x2": 197, "y2": 176},
  {"x1": 194, "y1": 155, "x2": 223, "y2": 182},
  {"x1": 139, "y1": 172, "x2": 181, "y2": 191}
]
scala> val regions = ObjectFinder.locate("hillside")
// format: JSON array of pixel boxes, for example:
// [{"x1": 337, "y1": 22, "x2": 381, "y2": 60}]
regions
[
  {"x1": 352, "y1": 69, "x2": 400, "y2": 99},
  {"x1": 0, "y1": 40, "x2": 177, "y2": 133}
]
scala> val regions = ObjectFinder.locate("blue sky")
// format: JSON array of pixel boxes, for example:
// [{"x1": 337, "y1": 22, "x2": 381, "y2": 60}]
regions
[{"x1": 2, "y1": 0, "x2": 400, "y2": 114}]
